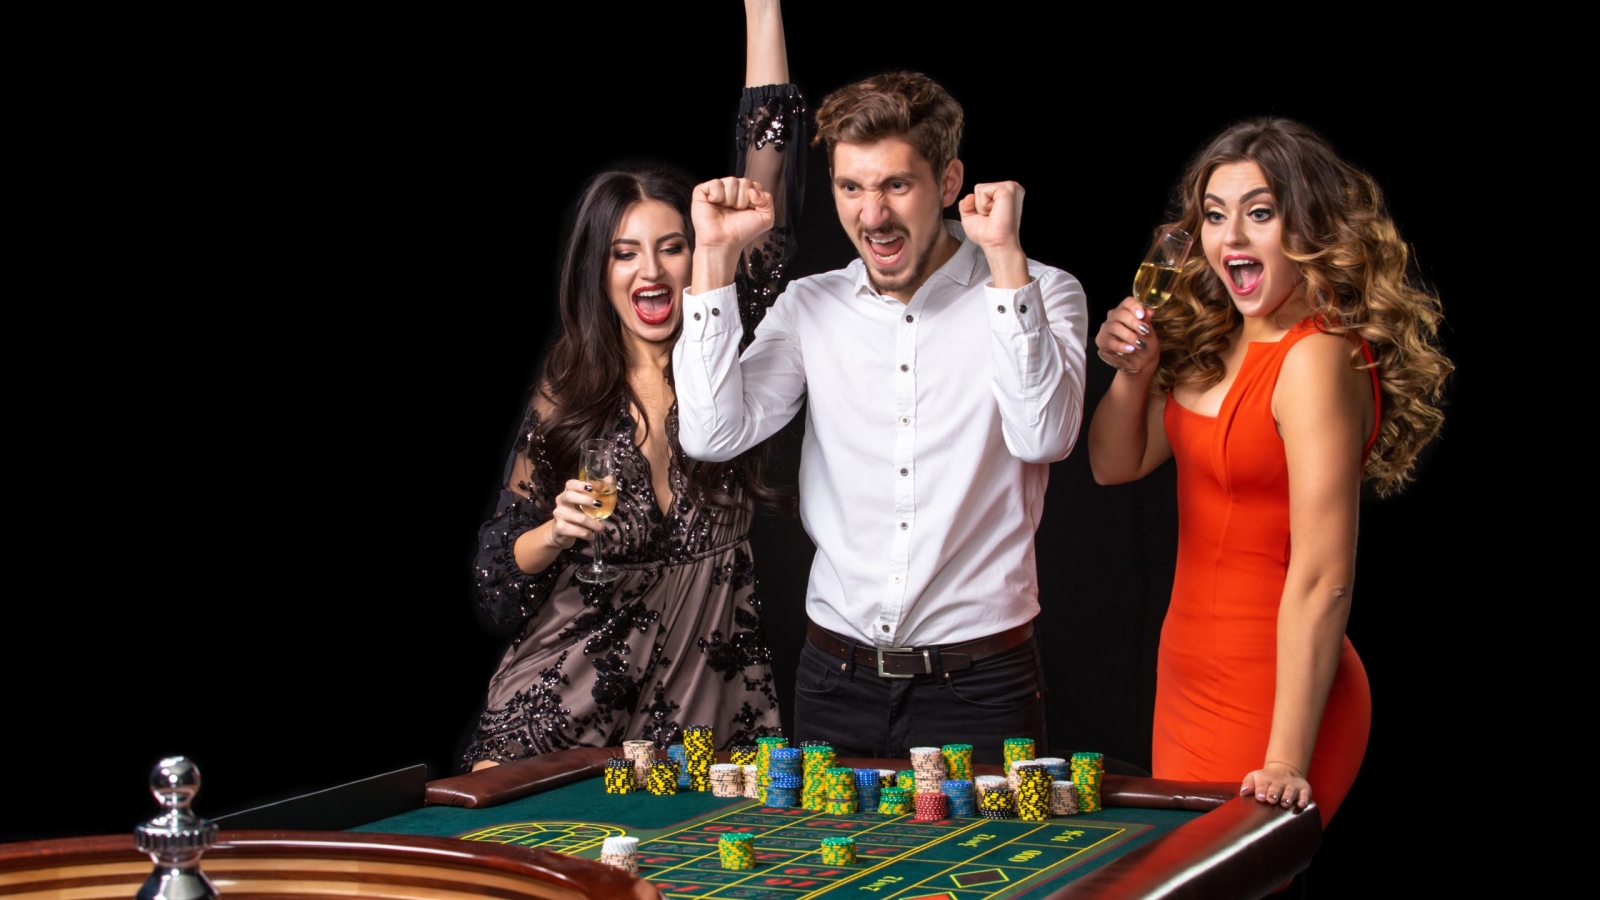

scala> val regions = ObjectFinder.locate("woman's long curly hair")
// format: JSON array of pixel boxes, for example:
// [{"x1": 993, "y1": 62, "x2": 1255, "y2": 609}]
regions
[
  {"x1": 533, "y1": 165, "x2": 792, "y2": 516},
  {"x1": 1152, "y1": 118, "x2": 1453, "y2": 495}
]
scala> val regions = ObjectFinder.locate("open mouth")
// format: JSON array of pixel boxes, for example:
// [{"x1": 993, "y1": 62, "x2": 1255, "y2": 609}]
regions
[
  {"x1": 865, "y1": 233, "x2": 907, "y2": 267},
  {"x1": 1226, "y1": 257, "x2": 1264, "y2": 295},
  {"x1": 632, "y1": 285, "x2": 674, "y2": 325}
]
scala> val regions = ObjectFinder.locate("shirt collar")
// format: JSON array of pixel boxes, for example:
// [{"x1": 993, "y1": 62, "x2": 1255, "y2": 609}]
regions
[{"x1": 851, "y1": 219, "x2": 980, "y2": 303}]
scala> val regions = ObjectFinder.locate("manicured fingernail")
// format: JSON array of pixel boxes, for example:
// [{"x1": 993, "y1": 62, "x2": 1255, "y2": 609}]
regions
[
  {"x1": 1124, "y1": 345, "x2": 1137, "y2": 353},
  {"x1": 1135, "y1": 340, "x2": 1147, "y2": 350},
  {"x1": 1137, "y1": 324, "x2": 1150, "y2": 335},
  {"x1": 593, "y1": 500, "x2": 603, "y2": 508},
  {"x1": 1240, "y1": 786, "x2": 1251, "y2": 795},
  {"x1": 584, "y1": 483, "x2": 593, "y2": 492},
  {"x1": 1135, "y1": 308, "x2": 1146, "y2": 319}
]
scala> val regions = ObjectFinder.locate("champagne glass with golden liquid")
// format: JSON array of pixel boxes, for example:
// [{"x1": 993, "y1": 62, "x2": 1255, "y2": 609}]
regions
[
  {"x1": 575, "y1": 439, "x2": 620, "y2": 584},
  {"x1": 1133, "y1": 224, "x2": 1193, "y2": 309},
  {"x1": 1103, "y1": 225, "x2": 1194, "y2": 373}
]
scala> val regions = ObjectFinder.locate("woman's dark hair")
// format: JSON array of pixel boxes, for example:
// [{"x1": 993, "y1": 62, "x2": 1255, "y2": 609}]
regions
[{"x1": 535, "y1": 165, "x2": 792, "y2": 515}]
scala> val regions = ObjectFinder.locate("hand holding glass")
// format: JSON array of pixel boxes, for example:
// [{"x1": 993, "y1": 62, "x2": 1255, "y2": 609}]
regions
[
  {"x1": 1100, "y1": 225, "x2": 1194, "y2": 374},
  {"x1": 575, "y1": 439, "x2": 620, "y2": 584}
]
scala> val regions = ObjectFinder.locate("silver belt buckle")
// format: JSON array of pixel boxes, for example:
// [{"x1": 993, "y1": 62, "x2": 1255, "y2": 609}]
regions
[{"x1": 876, "y1": 645, "x2": 929, "y2": 678}]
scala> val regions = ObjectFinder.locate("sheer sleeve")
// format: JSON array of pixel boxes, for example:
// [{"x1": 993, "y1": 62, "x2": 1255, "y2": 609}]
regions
[
  {"x1": 473, "y1": 401, "x2": 567, "y2": 626},
  {"x1": 734, "y1": 83, "x2": 806, "y2": 346}
]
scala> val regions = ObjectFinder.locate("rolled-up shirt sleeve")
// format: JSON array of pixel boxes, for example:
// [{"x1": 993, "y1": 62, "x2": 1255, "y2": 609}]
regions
[
  {"x1": 984, "y1": 265, "x2": 1088, "y2": 463},
  {"x1": 674, "y1": 283, "x2": 808, "y2": 462}
]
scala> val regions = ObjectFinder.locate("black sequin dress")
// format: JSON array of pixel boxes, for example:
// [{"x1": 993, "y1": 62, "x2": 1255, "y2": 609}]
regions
[{"x1": 463, "y1": 84, "x2": 805, "y2": 766}]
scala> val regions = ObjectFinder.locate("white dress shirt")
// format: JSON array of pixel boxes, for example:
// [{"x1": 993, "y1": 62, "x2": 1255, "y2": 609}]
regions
[{"x1": 673, "y1": 221, "x2": 1088, "y2": 647}]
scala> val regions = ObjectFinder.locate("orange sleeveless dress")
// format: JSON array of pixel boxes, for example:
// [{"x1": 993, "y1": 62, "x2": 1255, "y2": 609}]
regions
[{"x1": 1154, "y1": 317, "x2": 1376, "y2": 827}]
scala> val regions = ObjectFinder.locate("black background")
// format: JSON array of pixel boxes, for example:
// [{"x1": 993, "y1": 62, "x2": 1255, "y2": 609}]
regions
[{"x1": 9, "y1": 6, "x2": 1505, "y2": 896}]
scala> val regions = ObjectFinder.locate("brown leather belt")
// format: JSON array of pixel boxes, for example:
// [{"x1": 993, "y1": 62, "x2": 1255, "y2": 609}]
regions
[{"x1": 805, "y1": 620, "x2": 1034, "y2": 678}]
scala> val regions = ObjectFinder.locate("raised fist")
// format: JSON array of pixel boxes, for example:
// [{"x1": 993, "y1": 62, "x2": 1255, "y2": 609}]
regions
[{"x1": 691, "y1": 176, "x2": 774, "y2": 251}]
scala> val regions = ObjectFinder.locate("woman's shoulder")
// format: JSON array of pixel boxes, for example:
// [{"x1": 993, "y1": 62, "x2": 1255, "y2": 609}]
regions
[
  {"x1": 1280, "y1": 317, "x2": 1370, "y2": 368},
  {"x1": 1275, "y1": 325, "x2": 1376, "y2": 431}
]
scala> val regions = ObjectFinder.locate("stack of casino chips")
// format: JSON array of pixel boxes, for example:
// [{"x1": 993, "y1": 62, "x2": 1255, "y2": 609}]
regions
[
  {"x1": 730, "y1": 745, "x2": 758, "y2": 767},
  {"x1": 974, "y1": 774, "x2": 1007, "y2": 805},
  {"x1": 765, "y1": 748, "x2": 802, "y2": 807},
  {"x1": 1049, "y1": 780, "x2": 1079, "y2": 816},
  {"x1": 876, "y1": 786, "x2": 911, "y2": 815},
  {"x1": 979, "y1": 785, "x2": 1017, "y2": 819},
  {"x1": 767, "y1": 772, "x2": 801, "y2": 807},
  {"x1": 1003, "y1": 737, "x2": 1036, "y2": 778},
  {"x1": 896, "y1": 770, "x2": 916, "y2": 790},
  {"x1": 800, "y1": 742, "x2": 835, "y2": 811},
  {"x1": 668, "y1": 745, "x2": 691, "y2": 789},
  {"x1": 684, "y1": 725, "x2": 715, "y2": 791},
  {"x1": 718, "y1": 833, "x2": 755, "y2": 870},
  {"x1": 1013, "y1": 763, "x2": 1051, "y2": 821},
  {"x1": 823, "y1": 767, "x2": 857, "y2": 814},
  {"x1": 599, "y1": 836, "x2": 639, "y2": 874},
  {"x1": 710, "y1": 763, "x2": 744, "y2": 798},
  {"x1": 819, "y1": 836, "x2": 856, "y2": 866},
  {"x1": 604, "y1": 757, "x2": 637, "y2": 795},
  {"x1": 1071, "y1": 752, "x2": 1105, "y2": 813},
  {"x1": 742, "y1": 765, "x2": 759, "y2": 799},
  {"x1": 1035, "y1": 757, "x2": 1069, "y2": 781},
  {"x1": 909, "y1": 747, "x2": 948, "y2": 795},
  {"x1": 913, "y1": 791, "x2": 948, "y2": 821},
  {"x1": 624, "y1": 740, "x2": 656, "y2": 788},
  {"x1": 854, "y1": 769, "x2": 882, "y2": 812},
  {"x1": 940, "y1": 779, "x2": 976, "y2": 818},
  {"x1": 648, "y1": 760, "x2": 680, "y2": 796},
  {"x1": 941, "y1": 744, "x2": 973, "y2": 782},
  {"x1": 877, "y1": 769, "x2": 898, "y2": 789},
  {"x1": 755, "y1": 736, "x2": 788, "y2": 803}
]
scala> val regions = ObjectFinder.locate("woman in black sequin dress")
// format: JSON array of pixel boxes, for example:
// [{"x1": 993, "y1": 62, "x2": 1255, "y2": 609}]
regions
[{"x1": 463, "y1": 0, "x2": 803, "y2": 768}]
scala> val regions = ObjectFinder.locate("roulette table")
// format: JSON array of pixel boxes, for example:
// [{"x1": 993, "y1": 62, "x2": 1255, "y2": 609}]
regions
[{"x1": 0, "y1": 747, "x2": 1319, "y2": 899}]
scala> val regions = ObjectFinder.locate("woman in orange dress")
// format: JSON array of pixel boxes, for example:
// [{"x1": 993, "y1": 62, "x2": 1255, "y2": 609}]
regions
[{"x1": 1086, "y1": 118, "x2": 1452, "y2": 825}]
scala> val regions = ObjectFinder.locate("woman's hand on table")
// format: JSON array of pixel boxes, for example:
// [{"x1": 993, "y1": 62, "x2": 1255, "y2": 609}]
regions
[{"x1": 1241, "y1": 762, "x2": 1312, "y2": 812}]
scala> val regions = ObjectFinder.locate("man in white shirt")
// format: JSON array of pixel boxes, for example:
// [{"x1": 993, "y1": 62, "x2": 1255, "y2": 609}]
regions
[{"x1": 672, "y1": 71, "x2": 1087, "y2": 764}]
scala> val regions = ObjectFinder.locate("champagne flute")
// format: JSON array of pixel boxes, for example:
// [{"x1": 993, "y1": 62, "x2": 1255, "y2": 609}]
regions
[
  {"x1": 1132, "y1": 224, "x2": 1193, "y2": 309},
  {"x1": 575, "y1": 439, "x2": 620, "y2": 584},
  {"x1": 1101, "y1": 225, "x2": 1194, "y2": 373}
]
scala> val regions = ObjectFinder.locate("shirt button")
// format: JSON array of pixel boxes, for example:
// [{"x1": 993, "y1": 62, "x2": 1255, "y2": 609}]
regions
[
  {"x1": 900, "y1": 417, "x2": 910, "y2": 426},
  {"x1": 711, "y1": 308, "x2": 720, "y2": 316},
  {"x1": 882, "y1": 624, "x2": 890, "y2": 632},
  {"x1": 900, "y1": 522, "x2": 908, "y2": 530},
  {"x1": 693, "y1": 312, "x2": 702, "y2": 321},
  {"x1": 900, "y1": 468, "x2": 908, "y2": 476},
  {"x1": 997, "y1": 305, "x2": 1006, "y2": 313},
  {"x1": 1019, "y1": 304, "x2": 1028, "y2": 314},
  {"x1": 900, "y1": 364, "x2": 909, "y2": 372},
  {"x1": 905, "y1": 314, "x2": 914, "y2": 323},
  {"x1": 892, "y1": 575, "x2": 902, "y2": 583}
]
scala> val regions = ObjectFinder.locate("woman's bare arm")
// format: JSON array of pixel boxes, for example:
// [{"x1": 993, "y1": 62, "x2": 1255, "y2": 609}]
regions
[
  {"x1": 1087, "y1": 297, "x2": 1172, "y2": 484},
  {"x1": 745, "y1": 0, "x2": 787, "y2": 87},
  {"x1": 1242, "y1": 332, "x2": 1373, "y2": 809}
]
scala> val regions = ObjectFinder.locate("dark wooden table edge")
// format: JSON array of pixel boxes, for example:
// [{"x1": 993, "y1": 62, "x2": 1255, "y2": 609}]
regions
[{"x1": 0, "y1": 827, "x2": 651, "y2": 899}]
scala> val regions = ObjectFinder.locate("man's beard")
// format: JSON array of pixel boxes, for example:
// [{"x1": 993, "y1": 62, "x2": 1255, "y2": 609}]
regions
[{"x1": 861, "y1": 222, "x2": 944, "y2": 297}]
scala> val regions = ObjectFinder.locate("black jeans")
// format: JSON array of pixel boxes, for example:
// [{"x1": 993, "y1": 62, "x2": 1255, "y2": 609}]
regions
[{"x1": 791, "y1": 630, "x2": 1048, "y2": 766}]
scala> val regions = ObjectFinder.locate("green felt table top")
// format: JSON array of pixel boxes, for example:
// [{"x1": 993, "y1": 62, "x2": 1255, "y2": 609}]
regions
[{"x1": 355, "y1": 777, "x2": 1199, "y2": 900}]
